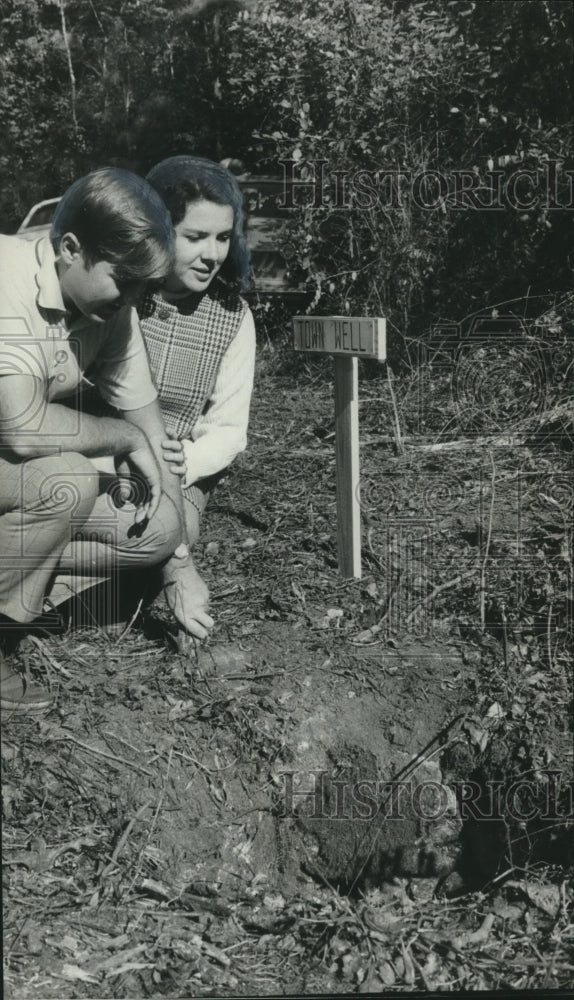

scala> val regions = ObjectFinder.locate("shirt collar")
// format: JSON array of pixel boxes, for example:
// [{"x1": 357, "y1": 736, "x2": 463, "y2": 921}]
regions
[{"x1": 34, "y1": 237, "x2": 67, "y2": 315}]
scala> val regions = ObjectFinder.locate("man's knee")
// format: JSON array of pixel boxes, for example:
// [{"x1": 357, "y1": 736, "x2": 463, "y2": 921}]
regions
[{"x1": 24, "y1": 452, "x2": 99, "y2": 522}]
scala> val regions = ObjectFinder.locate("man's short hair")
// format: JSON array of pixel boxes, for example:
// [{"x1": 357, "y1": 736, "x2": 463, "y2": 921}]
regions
[{"x1": 51, "y1": 168, "x2": 175, "y2": 282}]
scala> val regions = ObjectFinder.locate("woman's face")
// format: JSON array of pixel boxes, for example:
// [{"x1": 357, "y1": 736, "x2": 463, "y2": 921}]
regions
[{"x1": 164, "y1": 198, "x2": 234, "y2": 295}]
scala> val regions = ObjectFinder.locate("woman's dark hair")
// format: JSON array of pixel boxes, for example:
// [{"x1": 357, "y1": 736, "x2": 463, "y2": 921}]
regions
[
  {"x1": 146, "y1": 156, "x2": 251, "y2": 293},
  {"x1": 51, "y1": 168, "x2": 174, "y2": 282}
]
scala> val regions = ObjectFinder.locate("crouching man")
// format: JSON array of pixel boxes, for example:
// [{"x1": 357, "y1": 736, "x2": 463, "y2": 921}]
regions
[{"x1": 0, "y1": 168, "x2": 214, "y2": 714}]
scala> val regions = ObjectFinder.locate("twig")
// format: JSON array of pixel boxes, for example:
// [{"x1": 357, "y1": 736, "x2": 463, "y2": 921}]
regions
[
  {"x1": 140, "y1": 878, "x2": 231, "y2": 916},
  {"x1": 346, "y1": 719, "x2": 466, "y2": 895},
  {"x1": 547, "y1": 600, "x2": 554, "y2": 670},
  {"x1": 54, "y1": 734, "x2": 153, "y2": 776},
  {"x1": 114, "y1": 597, "x2": 143, "y2": 643},
  {"x1": 221, "y1": 669, "x2": 296, "y2": 680},
  {"x1": 187, "y1": 932, "x2": 231, "y2": 968},
  {"x1": 451, "y1": 912, "x2": 495, "y2": 950},
  {"x1": 102, "y1": 731, "x2": 146, "y2": 756},
  {"x1": 126, "y1": 749, "x2": 173, "y2": 895},
  {"x1": 406, "y1": 434, "x2": 525, "y2": 452},
  {"x1": 404, "y1": 568, "x2": 476, "y2": 624},
  {"x1": 480, "y1": 452, "x2": 496, "y2": 629},
  {"x1": 364, "y1": 521, "x2": 383, "y2": 573},
  {"x1": 386, "y1": 365, "x2": 405, "y2": 455},
  {"x1": 401, "y1": 942, "x2": 416, "y2": 986},
  {"x1": 149, "y1": 747, "x2": 173, "y2": 841},
  {"x1": 350, "y1": 566, "x2": 407, "y2": 644},
  {"x1": 98, "y1": 801, "x2": 152, "y2": 882},
  {"x1": 172, "y1": 748, "x2": 237, "y2": 774},
  {"x1": 359, "y1": 432, "x2": 535, "y2": 451},
  {"x1": 410, "y1": 949, "x2": 434, "y2": 990},
  {"x1": 500, "y1": 601, "x2": 509, "y2": 669},
  {"x1": 27, "y1": 636, "x2": 72, "y2": 678}
]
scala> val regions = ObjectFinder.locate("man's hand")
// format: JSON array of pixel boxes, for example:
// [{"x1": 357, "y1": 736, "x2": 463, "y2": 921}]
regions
[
  {"x1": 122, "y1": 402, "x2": 186, "y2": 542},
  {"x1": 162, "y1": 553, "x2": 214, "y2": 640},
  {"x1": 124, "y1": 442, "x2": 163, "y2": 522}
]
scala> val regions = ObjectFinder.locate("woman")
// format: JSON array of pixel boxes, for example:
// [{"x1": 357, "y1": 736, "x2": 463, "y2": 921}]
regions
[{"x1": 141, "y1": 156, "x2": 256, "y2": 620}]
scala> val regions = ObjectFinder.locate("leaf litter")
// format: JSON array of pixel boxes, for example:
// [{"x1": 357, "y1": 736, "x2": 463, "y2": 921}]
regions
[{"x1": 2, "y1": 347, "x2": 573, "y2": 996}]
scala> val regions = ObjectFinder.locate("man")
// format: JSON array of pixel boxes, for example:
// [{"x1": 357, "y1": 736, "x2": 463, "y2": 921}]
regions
[{"x1": 0, "y1": 167, "x2": 213, "y2": 715}]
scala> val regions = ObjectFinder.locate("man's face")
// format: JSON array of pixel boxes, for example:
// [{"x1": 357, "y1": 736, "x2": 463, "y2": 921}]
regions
[
  {"x1": 58, "y1": 237, "x2": 145, "y2": 322},
  {"x1": 164, "y1": 199, "x2": 234, "y2": 296}
]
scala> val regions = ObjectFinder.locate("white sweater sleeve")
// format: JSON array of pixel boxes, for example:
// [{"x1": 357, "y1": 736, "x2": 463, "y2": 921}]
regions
[{"x1": 181, "y1": 308, "x2": 256, "y2": 486}]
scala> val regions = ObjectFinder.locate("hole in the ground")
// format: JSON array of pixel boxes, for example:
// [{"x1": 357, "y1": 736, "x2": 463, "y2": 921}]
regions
[
  {"x1": 273, "y1": 740, "x2": 573, "y2": 900},
  {"x1": 442, "y1": 741, "x2": 573, "y2": 895}
]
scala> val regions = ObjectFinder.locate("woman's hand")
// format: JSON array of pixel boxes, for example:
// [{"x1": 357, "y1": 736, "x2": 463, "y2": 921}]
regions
[{"x1": 161, "y1": 429, "x2": 187, "y2": 478}]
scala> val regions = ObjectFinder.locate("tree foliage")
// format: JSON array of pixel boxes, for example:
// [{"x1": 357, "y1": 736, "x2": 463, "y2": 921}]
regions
[
  {"x1": 219, "y1": 0, "x2": 573, "y2": 340},
  {"x1": 1, "y1": 0, "x2": 572, "y2": 345}
]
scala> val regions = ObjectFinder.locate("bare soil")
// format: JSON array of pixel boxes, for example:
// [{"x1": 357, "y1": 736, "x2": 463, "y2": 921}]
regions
[{"x1": 2, "y1": 345, "x2": 573, "y2": 997}]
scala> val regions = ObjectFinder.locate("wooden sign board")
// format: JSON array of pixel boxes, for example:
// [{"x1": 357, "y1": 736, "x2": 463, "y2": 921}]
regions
[
  {"x1": 293, "y1": 315, "x2": 386, "y2": 580},
  {"x1": 293, "y1": 316, "x2": 386, "y2": 362}
]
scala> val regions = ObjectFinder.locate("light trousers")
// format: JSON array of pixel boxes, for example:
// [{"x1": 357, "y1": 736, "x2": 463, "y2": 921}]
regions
[{"x1": 0, "y1": 450, "x2": 179, "y2": 623}]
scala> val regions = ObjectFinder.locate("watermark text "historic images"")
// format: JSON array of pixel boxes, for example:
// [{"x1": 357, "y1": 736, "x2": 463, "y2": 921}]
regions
[
  {"x1": 279, "y1": 159, "x2": 574, "y2": 212},
  {"x1": 279, "y1": 770, "x2": 573, "y2": 823}
]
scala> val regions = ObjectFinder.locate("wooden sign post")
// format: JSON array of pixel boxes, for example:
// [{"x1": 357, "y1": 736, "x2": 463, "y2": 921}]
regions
[{"x1": 293, "y1": 316, "x2": 386, "y2": 578}]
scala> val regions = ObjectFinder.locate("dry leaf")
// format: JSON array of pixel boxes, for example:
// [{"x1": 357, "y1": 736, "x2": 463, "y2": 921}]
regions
[
  {"x1": 61, "y1": 964, "x2": 98, "y2": 983},
  {"x1": 379, "y1": 960, "x2": 396, "y2": 986},
  {"x1": 359, "y1": 971, "x2": 384, "y2": 992},
  {"x1": 486, "y1": 701, "x2": 504, "y2": 720},
  {"x1": 240, "y1": 537, "x2": 257, "y2": 549},
  {"x1": 524, "y1": 882, "x2": 561, "y2": 918}
]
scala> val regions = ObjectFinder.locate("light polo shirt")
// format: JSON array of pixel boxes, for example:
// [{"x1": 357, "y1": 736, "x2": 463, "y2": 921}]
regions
[{"x1": 0, "y1": 235, "x2": 157, "y2": 411}]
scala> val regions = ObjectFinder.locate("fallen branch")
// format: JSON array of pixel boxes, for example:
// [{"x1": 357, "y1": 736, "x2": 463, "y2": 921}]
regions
[
  {"x1": 97, "y1": 801, "x2": 152, "y2": 883},
  {"x1": 4, "y1": 835, "x2": 98, "y2": 872},
  {"x1": 360, "y1": 434, "x2": 527, "y2": 451},
  {"x1": 386, "y1": 365, "x2": 405, "y2": 455},
  {"x1": 351, "y1": 566, "x2": 474, "y2": 641},
  {"x1": 414, "y1": 435, "x2": 526, "y2": 452},
  {"x1": 405, "y1": 569, "x2": 477, "y2": 624},
  {"x1": 349, "y1": 564, "x2": 406, "y2": 644},
  {"x1": 480, "y1": 452, "x2": 496, "y2": 629},
  {"x1": 114, "y1": 597, "x2": 143, "y2": 643},
  {"x1": 54, "y1": 734, "x2": 153, "y2": 776},
  {"x1": 92, "y1": 944, "x2": 148, "y2": 974},
  {"x1": 187, "y1": 932, "x2": 231, "y2": 968},
  {"x1": 139, "y1": 877, "x2": 231, "y2": 916},
  {"x1": 126, "y1": 749, "x2": 173, "y2": 895}
]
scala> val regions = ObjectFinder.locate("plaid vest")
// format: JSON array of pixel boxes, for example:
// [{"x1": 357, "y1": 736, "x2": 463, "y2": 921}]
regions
[{"x1": 140, "y1": 285, "x2": 248, "y2": 440}]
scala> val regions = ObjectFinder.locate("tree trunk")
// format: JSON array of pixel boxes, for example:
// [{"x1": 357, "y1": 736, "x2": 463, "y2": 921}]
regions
[{"x1": 58, "y1": 0, "x2": 78, "y2": 139}]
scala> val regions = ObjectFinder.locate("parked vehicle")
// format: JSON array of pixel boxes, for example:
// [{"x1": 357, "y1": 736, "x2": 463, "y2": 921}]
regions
[{"x1": 16, "y1": 198, "x2": 61, "y2": 241}]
